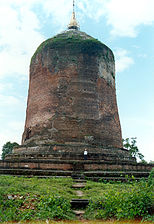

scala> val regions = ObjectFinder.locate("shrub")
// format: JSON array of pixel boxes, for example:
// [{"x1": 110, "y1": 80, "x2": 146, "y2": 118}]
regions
[
  {"x1": 85, "y1": 180, "x2": 153, "y2": 220},
  {"x1": 36, "y1": 195, "x2": 73, "y2": 220},
  {"x1": 0, "y1": 191, "x2": 74, "y2": 222}
]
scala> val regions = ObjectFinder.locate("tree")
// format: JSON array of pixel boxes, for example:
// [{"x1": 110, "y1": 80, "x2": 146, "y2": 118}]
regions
[
  {"x1": 123, "y1": 137, "x2": 146, "y2": 163},
  {"x1": 1, "y1": 141, "x2": 19, "y2": 160}
]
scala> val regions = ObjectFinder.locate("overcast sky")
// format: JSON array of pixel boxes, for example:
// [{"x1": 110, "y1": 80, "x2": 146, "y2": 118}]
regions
[{"x1": 0, "y1": 0, "x2": 154, "y2": 162}]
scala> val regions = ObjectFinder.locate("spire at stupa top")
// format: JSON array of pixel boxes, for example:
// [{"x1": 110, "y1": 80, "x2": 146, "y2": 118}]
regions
[{"x1": 68, "y1": 0, "x2": 79, "y2": 30}]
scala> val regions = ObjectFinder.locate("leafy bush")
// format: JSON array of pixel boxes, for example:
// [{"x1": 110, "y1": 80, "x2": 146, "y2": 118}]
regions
[
  {"x1": 0, "y1": 192, "x2": 74, "y2": 222},
  {"x1": 148, "y1": 167, "x2": 154, "y2": 186},
  {"x1": 85, "y1": 180, "x2": 153, "y2": 220},
  {"x1": 0, "y1": 176, "x2": 75, "y2": 222},
  {"x1": 36, "y1": 195, "x2": 73, "y2": 220}
]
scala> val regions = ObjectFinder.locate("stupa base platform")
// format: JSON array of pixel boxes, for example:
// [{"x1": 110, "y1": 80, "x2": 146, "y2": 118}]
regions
[
  {"x1": 0, "y1": 144, "x2": 153, "y2": 181},
  {"x1": 6, "y1": 143, "x2": 137, "y2": 162},
  {"x1": 0, "y1": 167, "x2": 152, "y2": 181}
]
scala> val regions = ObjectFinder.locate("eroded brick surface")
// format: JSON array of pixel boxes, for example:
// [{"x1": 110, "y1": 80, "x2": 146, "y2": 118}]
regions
[
  {"x1": 0, "y1": 160, "x2": 153, "y2": 172},
  {"x1": 22, "y1": 30, "x2": 122, "y2": 149}
]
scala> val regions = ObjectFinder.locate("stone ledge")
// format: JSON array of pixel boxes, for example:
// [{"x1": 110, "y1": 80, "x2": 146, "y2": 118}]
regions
[
  {"x1": 0, "y1": 168, "x2": 152, "y2": 181},
  {"x1": 0, "y1": 159, "x2": 153, "y2": 173},
  {"x1": 7, "y1": 144, "x2": 136, "y2": 163}
]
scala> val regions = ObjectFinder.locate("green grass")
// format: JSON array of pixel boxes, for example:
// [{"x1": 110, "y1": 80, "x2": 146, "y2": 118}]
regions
[
  {"x1": 1, "y1": 220, "x2": 153, "y2": 223},
  {"x1": 0, "y1": 175, "x2": 153, "y2": 222},
  {"x1": 82, "y1": 180, "x2": 145, "y2": 200},
  {"x1": 0, "y1": 176, "x2": 75, "y2": 199},
  {"x1": 83, "y1": 179, "x2": 153, "y2": 221},
  {"x1": 0, "y1": 176, "x2": 76, "y2": 222}
]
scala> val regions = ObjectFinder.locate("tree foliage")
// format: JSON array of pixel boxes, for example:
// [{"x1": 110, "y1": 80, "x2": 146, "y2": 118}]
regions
[
  {"x1": 1, "y1": 142, "x2": 19, "y2": 160},
  {"x1": 123, "y1": 137, "x2": 145, "y2": 162}
]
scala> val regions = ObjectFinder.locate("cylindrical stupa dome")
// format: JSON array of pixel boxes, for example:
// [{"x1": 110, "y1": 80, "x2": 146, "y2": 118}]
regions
[{"x1": 22, "y1": 29, "x2": 122, "y2": 148}]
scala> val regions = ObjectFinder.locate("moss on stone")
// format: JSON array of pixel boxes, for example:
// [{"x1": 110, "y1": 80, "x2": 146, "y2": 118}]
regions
[{"x1": 31, "y1": 34, "x2": 107, "y2": 64}]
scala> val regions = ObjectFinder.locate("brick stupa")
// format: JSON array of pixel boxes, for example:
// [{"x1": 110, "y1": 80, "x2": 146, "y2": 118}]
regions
[
  {"x1": 22, "y1": 31, "x2": 122, "y2": 149},
  {"x1": 9, "y1": 9, "x2": 133, "y2": 162},
  {"x1": 2, "y1": 7, "x2": 152, "y2": 179}
]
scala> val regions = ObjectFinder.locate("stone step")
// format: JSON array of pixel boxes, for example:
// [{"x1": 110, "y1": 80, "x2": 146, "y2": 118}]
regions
[
  {"x1": 87, "y1": 176, "x2": 148, "y2": 181},
  {"x1": 73, "y1": 210, "x2": 85, "y2": 216},
  {"x1": 0, "y1": 168, "x2": 151, "y2": 180},
  {"x1": 71, "y1": 172, "x2": 85, "y2": 180},
  {"x1": 3, "y1": 158, "x2": 136, "y2": 164},
  {"x1": 71, "y1": 199, "x2": 89, "y2": 209},
  {"x1": 84, "y1": 171, "x2": 150, "y2": 177},
  {"x1": 72, "y1": 183, "x2": 86, "y2": 188},
  {"x1": 0, "y1": 168, "x2": 73, "y2": 176},
  {"x1": 5, "y1": 150, "x2": 136, "y2": 162},
  {"x1": 74, "y1": 179, "x2": 87, "y2": 183},
  {"x1": 76, "y1": 190, "x2": 84, "y2": 197}
]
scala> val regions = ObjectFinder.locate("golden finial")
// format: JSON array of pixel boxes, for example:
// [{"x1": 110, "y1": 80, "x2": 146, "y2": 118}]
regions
[{"x1": 68, "y1": 0, "x2": 79, "y2": 30}]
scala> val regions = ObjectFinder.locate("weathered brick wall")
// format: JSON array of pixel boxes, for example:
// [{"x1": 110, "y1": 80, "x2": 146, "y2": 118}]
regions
[
  {"x1": 22, "y1": 30, "x2": 122, "y2": 149},
  {"x1": 0, "y1": 159, "x2": 153, "y2": 172}
]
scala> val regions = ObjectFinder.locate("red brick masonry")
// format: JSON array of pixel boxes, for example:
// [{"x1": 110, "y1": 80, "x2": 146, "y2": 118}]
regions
[{"x1": 22, "y1": 30, "x2": 122, "y2": 150}]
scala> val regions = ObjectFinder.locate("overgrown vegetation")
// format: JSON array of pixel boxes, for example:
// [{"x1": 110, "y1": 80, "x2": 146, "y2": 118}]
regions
[
  {"x1": 0, "y1": 177, "x2": 75, "y2": 222},
  {"x1": 85, "y1": 177, "x2": 153, "y2": 221},
  {"x1": 0, "y1": 193, "x2": 74, "y2": 222},
  {"x1": 0, "y1": 221, "x2": 153, "y2": 224},
  {"x1": 0, "y1": 172, "x2": 153, "y2": 222},
  {"x1": 0, "y1": 176, "x2": 75, "y2": 199}
]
